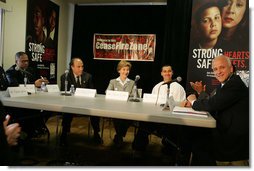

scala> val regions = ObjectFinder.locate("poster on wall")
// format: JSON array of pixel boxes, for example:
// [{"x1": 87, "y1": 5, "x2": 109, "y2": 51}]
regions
[
  {"x1": 93, "y1": 34, "x2": 156, "y2": 61},
  {"x1": 186, "y1": 0, "x2": 249, "y2": 94},
  {"x1": 25, "y1": 0, "x2": 59, "y2": 83}
]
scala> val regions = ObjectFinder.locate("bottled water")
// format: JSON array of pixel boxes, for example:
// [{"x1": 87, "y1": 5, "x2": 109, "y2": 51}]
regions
[
  {"x1": 70, "y1": 84, "x2": 75, "y2": 95},
  {"x1": 40, "y1": 82, "x2": 47, "y2": 92}
]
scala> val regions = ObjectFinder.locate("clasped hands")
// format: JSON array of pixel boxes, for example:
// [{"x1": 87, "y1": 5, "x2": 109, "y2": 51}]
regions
[{"x1": 3, "y1": 115, "x2": 21, "y2": 146}]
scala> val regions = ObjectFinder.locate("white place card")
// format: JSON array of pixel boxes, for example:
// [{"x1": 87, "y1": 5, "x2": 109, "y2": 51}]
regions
[
  {"x1": 7, "y1": 87, "x2": 28, "y2": 97},
  {"x1": 105, "y1": 90, "x2": 129, "y2": 101},
  {"x1": 19, "y1": 84, "x2": 36, "y2": 93},
  {"x1": 47, "y1": 84, "x2": 60, "y2": 93},
  {"x1": 142, "y1": 93, "x2": 167, "y2": 105},
  {"x1": 142, "y1": 93, "x2": 157, "y2": 103},
  {"x1": 75, "y1": 88, "x2": 96, "y2": 97}
]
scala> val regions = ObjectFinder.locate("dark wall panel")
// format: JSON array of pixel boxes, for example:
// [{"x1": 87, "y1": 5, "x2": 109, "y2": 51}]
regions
[{"x1": 71, "y1": 5, "x2": 167, "y2": 94}]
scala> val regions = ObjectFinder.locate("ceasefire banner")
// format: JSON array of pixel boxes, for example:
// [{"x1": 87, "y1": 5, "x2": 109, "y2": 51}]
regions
[
  {"x1": 93, "y1": 34, "x2": 156, "y2": 61},
  {"x1": 186, "y1": 0, "x2": 249, "y2": 94}
]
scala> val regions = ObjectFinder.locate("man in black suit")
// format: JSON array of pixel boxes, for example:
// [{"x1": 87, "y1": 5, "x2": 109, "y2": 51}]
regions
[
  {"x1": 5, "y1": 51, "x2": 49, "y2": 139},
  {"x1": 60, "y1": 57, "x2": 102, "y2": 145},
  {"x1": 187, "y1": 55, "x2": 249, "y2": 166}
]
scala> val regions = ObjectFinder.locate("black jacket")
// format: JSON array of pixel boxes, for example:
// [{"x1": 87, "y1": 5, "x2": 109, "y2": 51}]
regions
[
  {"x1": 6, "y1": 65, "x2": 37, "y2": 87},
  {"x1": 0, "y1": 67, "x2": 8, "y2": 90},
  {"x1": 193, "y1": 74, "x2": 249, "y2": 161},
  {"x1": 60, "y1": 71, "x2": 94, "y2": 91}
]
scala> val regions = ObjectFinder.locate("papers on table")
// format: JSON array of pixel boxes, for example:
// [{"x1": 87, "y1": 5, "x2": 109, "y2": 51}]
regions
[{"x1": 172, "y1": 106, "x2": 208, "y2": 118}]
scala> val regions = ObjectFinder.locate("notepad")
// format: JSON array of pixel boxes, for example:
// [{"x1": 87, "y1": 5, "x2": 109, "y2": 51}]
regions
[{"x1": 172, "y1": 106, "x2": 208, "y2": 118}]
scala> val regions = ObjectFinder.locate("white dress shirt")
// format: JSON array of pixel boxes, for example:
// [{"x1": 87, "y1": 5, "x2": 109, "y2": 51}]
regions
[{"x1": 152, "y1": 81, "x2": 186, "y2": 103}]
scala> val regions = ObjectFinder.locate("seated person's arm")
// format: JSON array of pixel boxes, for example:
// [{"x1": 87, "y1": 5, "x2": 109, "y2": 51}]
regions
[{"x1": 34, "y1": 77, "x2": 49, "y2": 88}]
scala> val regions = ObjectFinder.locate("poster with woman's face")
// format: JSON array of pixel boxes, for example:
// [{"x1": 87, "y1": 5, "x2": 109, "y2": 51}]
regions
[
  {"x1": 25, "y1": 0, "x2": 59, "y2": 83},
  {"x1": 186, "y1": 0, "x2": 249, "y2": 94}
]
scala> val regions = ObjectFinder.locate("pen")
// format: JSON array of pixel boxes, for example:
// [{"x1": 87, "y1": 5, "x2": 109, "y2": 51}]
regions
[{"x1": 41, "y1": 76, "x2": 44, "y2": 80}]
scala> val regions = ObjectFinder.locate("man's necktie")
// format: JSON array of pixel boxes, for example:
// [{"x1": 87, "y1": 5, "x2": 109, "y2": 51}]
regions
[{"x1": 76, "y1": 76, "x2": 81, "y2": 88}]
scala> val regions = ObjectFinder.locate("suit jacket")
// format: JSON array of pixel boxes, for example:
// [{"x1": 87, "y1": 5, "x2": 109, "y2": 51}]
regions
[
  {"x1": 6, "y1": 65, "x2": 36, "y2": 87},
  {"x1": 192, "y1": 74, "x2": 249, "y2": 161},
  {"x1": 106, "y1": 78, "x2": 135, "y2": 97},
  {"x1": 60, "y1": 71, "x2": 94, "y2": 91},
  {"x1": 0, "y1": 67, "x2": 8, "y2": 90}
]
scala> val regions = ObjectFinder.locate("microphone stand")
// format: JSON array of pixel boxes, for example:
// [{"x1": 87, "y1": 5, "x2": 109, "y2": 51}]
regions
[
  {"x1": 61, "y1": 73, "x2": 71, "y2": 96},
  {"x1": 162, "y1": 84, "x2": 170, "y2": 110},
  {"x1": 162, "y1": 84, "x2": 175, "y2": 111},
  {"x1": 129, "y1": 83, "x2": 140, "y2": 102}
]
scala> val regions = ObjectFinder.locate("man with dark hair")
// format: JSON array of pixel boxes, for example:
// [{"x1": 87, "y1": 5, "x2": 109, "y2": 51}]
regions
[
  {"x1": 5, "y1": 51, "x2": 49, "y2": 139},
  {"x1": 6, "y1": 51, "x2": 47, "y2": 87},
  {"x1": 60, "y1": 57, "x2": 102, "y2": 145}
]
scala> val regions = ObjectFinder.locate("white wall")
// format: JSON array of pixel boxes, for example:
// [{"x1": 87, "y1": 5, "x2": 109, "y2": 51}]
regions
[{"x1": 2, "y1": 0, "x2": 74, "y2": 85}]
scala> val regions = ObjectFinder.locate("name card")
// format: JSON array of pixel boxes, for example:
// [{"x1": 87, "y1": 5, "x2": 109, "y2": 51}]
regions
[
  {"x1": 7, "y1": 87, "x2": 28, "y2": 97},
  {"x1": 105, "y1": 90, "x2": 129, "y2": 101},
  {"x1": 47, "y1": 84, "x2": 60, "y2": 93},
  {"x1": 19, "y1": 84, "x2": 36, "y2": 93},
  {"x1": 142, "y1": 93, "x2": 167, "y2": 105},
  {"x1": 75, "y1": 88, "x2": 96, "y2": 97}
]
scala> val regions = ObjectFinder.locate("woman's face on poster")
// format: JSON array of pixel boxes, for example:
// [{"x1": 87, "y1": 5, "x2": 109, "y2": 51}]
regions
[
  {"x1": 222, "y1": 0, "x2": 246, "y2": 29},
  {"x1": 198, "y1": 6, "x2": 222, "y2": 41}
]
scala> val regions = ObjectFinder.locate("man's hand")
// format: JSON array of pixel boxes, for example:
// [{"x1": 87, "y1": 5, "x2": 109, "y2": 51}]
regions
[
  {"x1": 190, "y1": 81, "x2": 206, "y2": 94},
  {"x1": 187, "y1": 94, "x2": 197, "y2": 105},
  {"x1": 34, "y1": 77, "x2": 49, "y2": 88},
  {"x1": 180, "y1": 100, "x2": 192, "y2": 107},
  {"x1": 3, "y1": 115, "x2": 21, "y2": 146}
]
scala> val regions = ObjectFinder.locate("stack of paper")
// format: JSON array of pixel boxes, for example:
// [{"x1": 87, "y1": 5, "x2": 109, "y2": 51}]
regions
[{"x1": 172, "y1": 106, "x2": 208, "y2": 118}]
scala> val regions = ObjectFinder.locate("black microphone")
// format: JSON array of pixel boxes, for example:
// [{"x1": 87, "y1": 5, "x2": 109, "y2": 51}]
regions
[{"x1": 162, "y1": 76, "x2": 182, "y2": 85}]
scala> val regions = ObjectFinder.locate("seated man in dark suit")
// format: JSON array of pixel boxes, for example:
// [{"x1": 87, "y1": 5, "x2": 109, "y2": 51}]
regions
[
  {"x1": 5, "y1": 51, "x2": 49, "y2": 139},
  {"x1": 60, "y1": 57, "x2": 102, "y2": 145}
]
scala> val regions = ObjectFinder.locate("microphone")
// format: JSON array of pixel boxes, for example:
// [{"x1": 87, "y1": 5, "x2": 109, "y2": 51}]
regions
[
  {"x1": 61, "y1": 70, "x2": 71, "y2": 96},
  {"x1": 65, "y1": 70, "x2": 69, "y2": 77},
  {"x1": 162, "y1": 76, "x2": 182, "y2": 85},
  {"x1": 134, "y1": 75, "x2": 140, "y2": 84},
  {"x1": 15, "y1": 66, "x2": 32, "y2": 76},
  {"x1": 64, "y1": 70, "x2": 69, "y2": 93},
  {"x1": 130, "y1": 75, "x2": 141, "y2": 102}
]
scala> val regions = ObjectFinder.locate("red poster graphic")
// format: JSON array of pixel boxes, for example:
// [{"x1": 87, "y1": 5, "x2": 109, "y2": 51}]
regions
[
  {"x1": 26, "y1": 0, "x2": 59, "y2": 83},
  {"x1": 186, "y1": 0, "x2": 249, "y2": 94},
  {"x1": 93, "y1": 34, "x2": 156, "y2": 61}
]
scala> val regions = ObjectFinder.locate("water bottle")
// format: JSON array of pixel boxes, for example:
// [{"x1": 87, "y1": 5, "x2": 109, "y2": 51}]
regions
[
  {"x1": 41, "y1": 82, "x2": 47, "y2": 92},
  {"x1": 24, "y1": 75, "x2": 27, "y2": 87},
  {"x1": 70, "y1": 84, "x2": 75, "y2": 95}
]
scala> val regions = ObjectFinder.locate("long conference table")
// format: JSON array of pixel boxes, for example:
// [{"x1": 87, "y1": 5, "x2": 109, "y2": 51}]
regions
[{"x1": 0, "y1": 92, "x2": 216, "y2": 128}]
